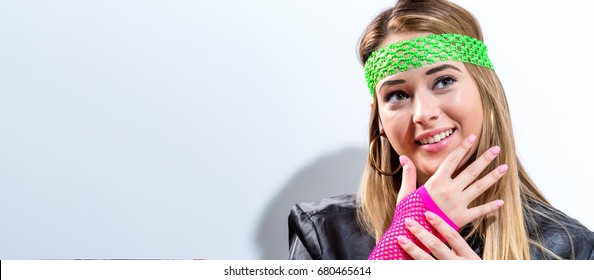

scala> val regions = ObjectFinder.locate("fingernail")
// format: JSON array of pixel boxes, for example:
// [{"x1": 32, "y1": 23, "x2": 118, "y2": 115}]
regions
[
  {"x1": 404, "y1": 218, "x2": 414, "y2": 227},
  {"x1": 399, "y1": 156, "x2": 407, "y2": 166},
  {"x1": 490, "y1": 146, "x2": 501, "y2": 156},
  {"x1": 467, "y1": 135, "x2": 477, "y2": 144},
  {"x1": 496, "y1": 200, "x2": 504, "y2": 207},
  {"x1": 424, "y1": 211, "x2": 436, "y2": 220},
  {"x1": 397, "y1": 235, "x2": 408, "y2": 245},
  {"x1": 498, "y1": 164, "x2": 508, "y2": 174}
]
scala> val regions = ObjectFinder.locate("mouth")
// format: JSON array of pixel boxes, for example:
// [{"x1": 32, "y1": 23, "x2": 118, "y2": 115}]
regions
[{"x1": 416, "y1": 128, "x2": 455, "y2": 145}]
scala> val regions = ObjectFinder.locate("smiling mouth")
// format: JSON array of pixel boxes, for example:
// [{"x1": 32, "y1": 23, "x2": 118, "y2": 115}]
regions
[{"x1": 416, "y1": 128, "x2": 455, "y2": 145}]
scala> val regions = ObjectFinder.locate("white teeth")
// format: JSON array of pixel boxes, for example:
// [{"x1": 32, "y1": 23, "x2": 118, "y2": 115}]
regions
[{"x1": 420, "y1": 129, "x2": 453, "y2": 145}]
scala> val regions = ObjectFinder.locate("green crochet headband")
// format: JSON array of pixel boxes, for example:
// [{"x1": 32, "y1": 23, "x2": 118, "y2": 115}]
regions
[{"x1": 364, "y1": 33, "x2": 494, "y2": 96}]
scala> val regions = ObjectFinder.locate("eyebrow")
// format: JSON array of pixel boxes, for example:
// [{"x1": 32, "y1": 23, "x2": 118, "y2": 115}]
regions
[
  {"x1": 425, "y1": 64, "x2": 462, "y2": 76},
  {"x1": 378, "y1": 79, "x2": 405, "y2": 92},
  {"x1": 378, "y1": 64, "x2": 461, "y2": 92}
]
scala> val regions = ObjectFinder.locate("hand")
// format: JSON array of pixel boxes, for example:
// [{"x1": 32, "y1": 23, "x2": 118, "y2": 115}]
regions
[
  {"x1": 396, "y1": 155, "x2": 417, "y2": 204},
  {"x1": 397, "y1": 134, "x2": 506, "y2": 227},
  {"x1": 384, "y1": 134, "x2": 505, "y2": 261},
  {"x1": 397, "y1": 211, "x2": 483, "y2": 260},
  {"x1": 423, "y1": 134, "x2": 507, "y2": 228}
]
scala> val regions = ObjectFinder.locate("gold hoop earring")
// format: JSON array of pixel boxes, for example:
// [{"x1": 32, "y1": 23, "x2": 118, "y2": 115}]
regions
[{"x1": 369, "y1": 134, "x2": 402, "y2": 176}]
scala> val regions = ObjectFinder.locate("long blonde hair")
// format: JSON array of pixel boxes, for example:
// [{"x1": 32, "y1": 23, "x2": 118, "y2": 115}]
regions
[{"x1": 356, "y1": 0, "x2": 552, "y2": 260}]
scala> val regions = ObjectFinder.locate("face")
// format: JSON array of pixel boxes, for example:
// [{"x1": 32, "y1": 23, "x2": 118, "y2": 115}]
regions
[{"x1": 374, "y1": 33, "x2": 484, "y2": 185}]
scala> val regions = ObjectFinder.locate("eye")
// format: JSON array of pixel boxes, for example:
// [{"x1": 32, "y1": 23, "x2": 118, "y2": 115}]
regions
[
  {"x1": 433, "y1": 76, "x2": 457, "y2": 91},
  {"x1": 383, "y1": 91, "x2": 409, "y2": 104}
]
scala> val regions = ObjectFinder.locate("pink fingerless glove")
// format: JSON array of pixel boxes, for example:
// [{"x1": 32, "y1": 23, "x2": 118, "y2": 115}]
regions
[{"x1": 368, "y1": 185, "x2": 459, "y2": 260}]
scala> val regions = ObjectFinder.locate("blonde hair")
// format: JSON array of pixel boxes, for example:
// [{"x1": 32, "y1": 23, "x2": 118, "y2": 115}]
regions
[{"x1": 356, "y1": 0, "x2": 555, "y2": 260}]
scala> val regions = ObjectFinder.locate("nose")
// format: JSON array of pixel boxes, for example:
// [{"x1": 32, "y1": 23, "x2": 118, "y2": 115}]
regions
[{"x1": 412, "y1": 91, "x2": 440, "y2": 125}]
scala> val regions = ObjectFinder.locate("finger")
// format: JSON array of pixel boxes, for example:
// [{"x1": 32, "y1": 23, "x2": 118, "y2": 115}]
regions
[
  {"x1": 397, "y1": 156, "x2": 417, "y2": 203},
  {"x1": 455, "y1": 146, "x2": 501, "y2": 188},
  {"x1": 424, "y1": 211, "x2": 481, "y2": 259},
  {"x1": 462, "y1": 199, "x2": 504, "y2": 226},
  {"x1": 461, "y1": 164, "x2": 508, "y2": 205},
  {"x1": 397, "y1": 235, "x2": 434, "y2": 260},
  {"x1": 404, "y1": 218, "x2": 451, "y2": 259},
  {"x1": 433, "y1": 134, "x2": 477, "y2": 179}
]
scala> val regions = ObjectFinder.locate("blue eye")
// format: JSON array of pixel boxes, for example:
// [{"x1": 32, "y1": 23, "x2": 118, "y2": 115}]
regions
[
  {"x1": 433, "y1": 76, "x2": 457, "y2": 90},
  {"x1": 384, "y1": 91, "x2": 409, "y2": 103}
]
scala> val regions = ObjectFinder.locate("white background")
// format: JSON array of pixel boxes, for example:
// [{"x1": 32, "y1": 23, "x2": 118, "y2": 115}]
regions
[{"x1": 1, "y1": 0, "x2": 592, "y2": 260}]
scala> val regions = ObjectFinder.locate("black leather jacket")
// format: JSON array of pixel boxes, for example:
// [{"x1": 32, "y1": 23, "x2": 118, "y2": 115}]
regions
[{"x1": 288, "y1": 194, "x2": 594, "y2": 260}]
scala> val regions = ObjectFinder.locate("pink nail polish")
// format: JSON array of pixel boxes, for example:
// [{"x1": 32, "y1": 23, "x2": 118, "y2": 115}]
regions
[
  {"x1": 490, "y1": 146, "x2": 501, "y2": 155},
  {"x1": 398, "y1": 236, "x2": 408, "y2": 244},
  {"x1": 498, "y1": 164, "x2": 509, "y2": 173},
  {"x1": 399, "y1": 156, "x2": 407, "y2": 166},
  {"x1": 424, "y1": 211, "x2": 436, "y2": 220},
  {"x1": 404, "y1": 218, "x2": 414, "y2": 227},
  {"x1": 467, "y1": 135, "x2": 477, "y2": 144},
  {"x1": 496, "y1": 200, "x2": 504, "y2": 207}
]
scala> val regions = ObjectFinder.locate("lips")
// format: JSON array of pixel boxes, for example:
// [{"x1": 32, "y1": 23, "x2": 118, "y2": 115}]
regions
[{"x1": 417, "y1": 128, "x2": 455, "y2": 145}]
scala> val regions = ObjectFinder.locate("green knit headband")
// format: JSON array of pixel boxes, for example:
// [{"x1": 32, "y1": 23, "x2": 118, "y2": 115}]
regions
[{"x1": 364, "y1": 34, "x2": 494, "y2": 96}]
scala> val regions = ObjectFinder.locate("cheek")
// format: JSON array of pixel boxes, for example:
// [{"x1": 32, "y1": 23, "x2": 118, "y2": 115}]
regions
[
  {"x1": 466, "y1": 95, "x2": 484, "y2": 133},
  {"x1": 448, "y1": 89, "x2": 484, "y2": 133},
  {"x1": 470, "y1": 107, "x2": 484, "y2": 134},
  {"x1": 379, "y1": 112, "x2": 412, "y2": 153}
]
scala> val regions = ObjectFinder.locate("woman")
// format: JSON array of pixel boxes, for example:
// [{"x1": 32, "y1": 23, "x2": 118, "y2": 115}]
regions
[{"x1": 288, "y1": 0, "x2": 594, "y2": 260}]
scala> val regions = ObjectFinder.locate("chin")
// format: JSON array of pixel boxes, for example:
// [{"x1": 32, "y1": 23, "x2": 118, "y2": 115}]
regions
[{"x1": 417, "y1": 162, "x2": 442, "y2": 182}]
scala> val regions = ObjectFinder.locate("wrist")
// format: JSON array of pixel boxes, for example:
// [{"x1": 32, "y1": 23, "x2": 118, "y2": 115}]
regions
[{"x1": 418, "y1": 185, "x2": 459, "y2": 230}]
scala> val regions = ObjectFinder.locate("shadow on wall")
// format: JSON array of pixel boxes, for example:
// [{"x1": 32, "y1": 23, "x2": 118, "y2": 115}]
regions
[{"x1": 255, "y1": 147, "x2": 367, "y2": 259}]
